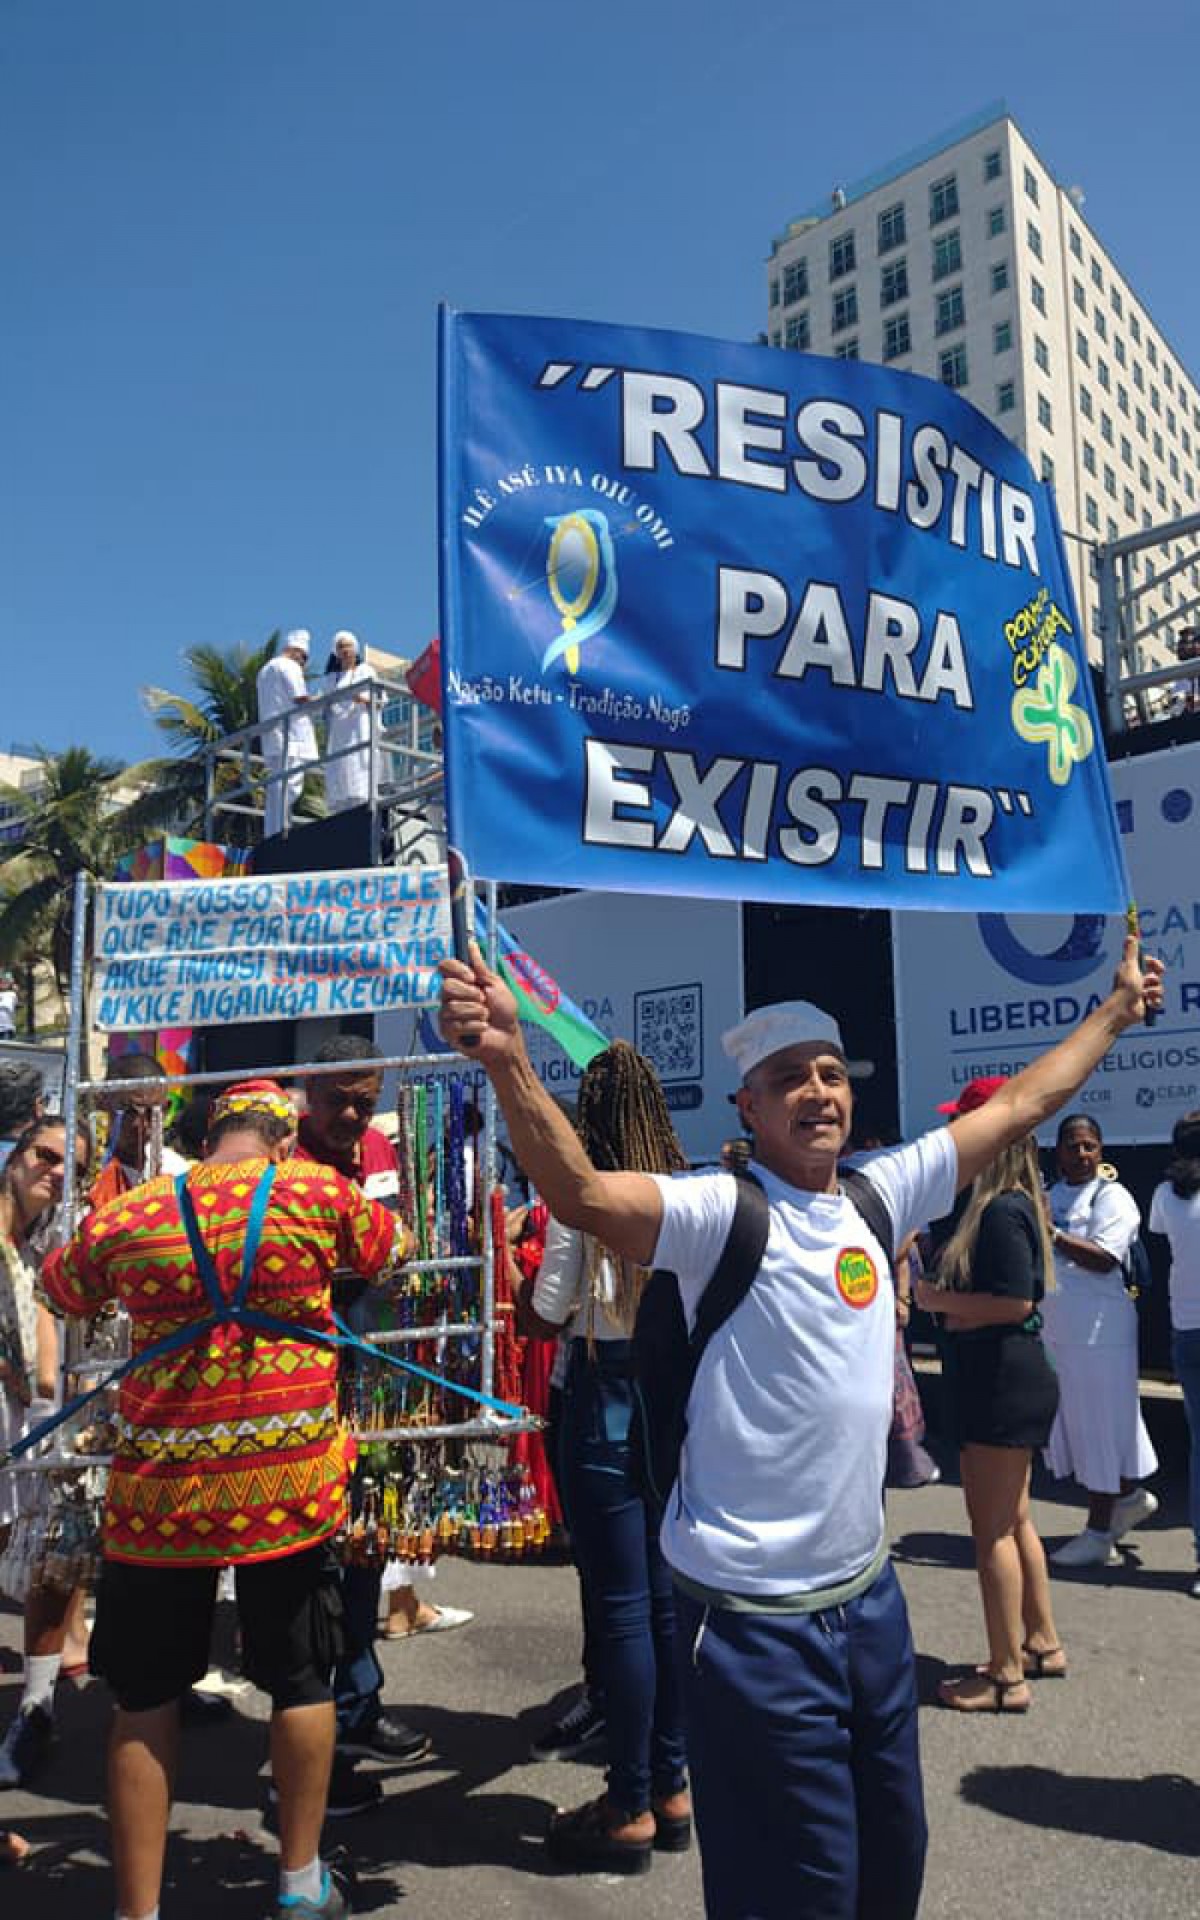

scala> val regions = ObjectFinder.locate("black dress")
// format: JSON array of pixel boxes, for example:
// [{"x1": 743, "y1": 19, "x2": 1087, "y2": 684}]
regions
[{"x1": 942, "y1": 1192, "x2": 1060, "y2": 1449}]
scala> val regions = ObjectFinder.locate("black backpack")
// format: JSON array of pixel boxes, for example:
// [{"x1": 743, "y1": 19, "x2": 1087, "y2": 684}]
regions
[{"x1": 630, "y1": 1165, "x2": 896, "y2": 1514}]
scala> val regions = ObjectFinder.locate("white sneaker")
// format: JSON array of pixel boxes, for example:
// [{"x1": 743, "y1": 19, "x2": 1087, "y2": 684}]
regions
[
  {"x1": 1051, "y1": 1528, "x2": 1118, "y2": 1568},
  {"x1": 1109, "y1": 1487, "x2": 1159, "y2": 1539}
]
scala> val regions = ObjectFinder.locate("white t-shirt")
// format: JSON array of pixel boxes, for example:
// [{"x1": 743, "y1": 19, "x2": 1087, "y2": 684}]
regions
[
  {"x1": 532, "y1": 1219, "x2": 630, "y2": 1342},
  {"x1": 1042, "y1": 1176, "x2": 1140, "y2": 1350},
  {"x1": 648, "y1": 1129, "x2": 958, "y2": 1598},
  {"x1": 1149, "y1": 1181, "x2": 1200, "y2": 1331},
  {"x1": 256, "y1": 655, "x2": 317, "y2": 759}
]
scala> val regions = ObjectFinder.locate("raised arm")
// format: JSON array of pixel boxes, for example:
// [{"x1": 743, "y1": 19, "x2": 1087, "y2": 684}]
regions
[
  {"x1": 949, "y1": 930, "x2": 1164, "y2": 1193},
  {"x1": 438, "y1": 943, "x2": 664, "y2": 1266}
]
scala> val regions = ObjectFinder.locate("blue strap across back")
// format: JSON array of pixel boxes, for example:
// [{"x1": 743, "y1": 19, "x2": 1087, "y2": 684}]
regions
[{"x1": 5, "y1": 1167, "x2": 523, "y2": 1463}]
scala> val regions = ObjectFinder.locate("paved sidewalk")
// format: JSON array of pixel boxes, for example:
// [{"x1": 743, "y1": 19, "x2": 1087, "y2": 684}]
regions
[{"x1": 2, "y1": 1392, "x2": 1197, "y2": 1918}]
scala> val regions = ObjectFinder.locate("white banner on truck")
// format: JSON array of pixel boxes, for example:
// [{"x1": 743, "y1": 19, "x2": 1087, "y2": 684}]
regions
[
  {"x1": 893, "y1": 741, "x2": 1200, "y2": 1144},
  {"x1": 380, "y1": 891, "x2": 744, "y2": 1165}
]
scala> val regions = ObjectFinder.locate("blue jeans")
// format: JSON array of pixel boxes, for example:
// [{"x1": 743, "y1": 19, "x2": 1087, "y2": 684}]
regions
[
  {"x1": 558, "y1": 1339, "x2": 687, "y2": 1814},
  {"x1": 1173, "y1": 1327, "x2": 1200, "y2": 1560},
  {"x1": 674, "y1": 1563, "x2": 926, "y2": 1920}
]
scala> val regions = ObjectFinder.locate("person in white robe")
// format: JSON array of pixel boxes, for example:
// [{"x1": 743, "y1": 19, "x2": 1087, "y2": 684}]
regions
[
  {"x1": 322, "y1": 630, "x2": 377, "y2": 814},
  {"x1": 256, "y1": 629, "x2": 317, "y2": 835}
]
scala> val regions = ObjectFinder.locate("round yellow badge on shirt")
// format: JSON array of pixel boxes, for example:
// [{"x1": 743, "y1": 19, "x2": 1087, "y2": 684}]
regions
[{"x1": 835, "y1": 1246, "x2": 879, "y2": 1310}]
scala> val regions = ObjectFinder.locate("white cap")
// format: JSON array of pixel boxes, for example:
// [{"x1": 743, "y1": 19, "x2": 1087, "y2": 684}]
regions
[
  {"x1": 332, "y1": 629, "x2": 360, "y2": 655},
  {"x1": 285, "y1": 628, "x2": 311, "y2": 656},
  {"x1": 722, "y1": 1000, "x2": 872, "y2": 1081}
]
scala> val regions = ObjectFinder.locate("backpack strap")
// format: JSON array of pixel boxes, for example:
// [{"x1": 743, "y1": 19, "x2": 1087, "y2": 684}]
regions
[
  {"x1": 838, "y1": 1165, "x2": 895, "y2": 1269},
  {"x1": 175, "y1": 1165, "x2": 277, "y2": 1318},
  {"x1": 686, "y1": 1169, "x2": 772, "y2": 1374}
]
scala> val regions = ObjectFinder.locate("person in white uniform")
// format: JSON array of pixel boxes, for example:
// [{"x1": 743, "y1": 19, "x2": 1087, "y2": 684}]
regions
[
  {"x1": 1148, "y1": 1110, "x2": 1200, "y2": 1594},
  {"x1": 437, "y1": 931, "x2": 1164, "y2": 1920},
  {"x1": 256, "y1": 628, "x2": 317, "y2": 836},
  {"x1": 1041, "y1": 1112, "x2": 1159, "y2": 1567},
  {"x1": 321, "y1": 630, "x2": 377, "y2": 814}
]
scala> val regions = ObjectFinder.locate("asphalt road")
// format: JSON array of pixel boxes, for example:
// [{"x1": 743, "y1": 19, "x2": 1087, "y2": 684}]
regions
[{"x1": 3, "y1": 1389, "x2": 1198, "y2": 1919}]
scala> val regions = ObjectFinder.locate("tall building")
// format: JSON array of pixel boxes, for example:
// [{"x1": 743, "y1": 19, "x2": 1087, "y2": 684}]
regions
[{"x1": 766, "y1": 105, "x2": 1200, "y2": 683}]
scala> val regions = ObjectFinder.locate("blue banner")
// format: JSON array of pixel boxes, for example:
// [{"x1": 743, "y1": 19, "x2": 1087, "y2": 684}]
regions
[{"x1": 439, "y1": 311, "x2": 1129, "y2": 913}]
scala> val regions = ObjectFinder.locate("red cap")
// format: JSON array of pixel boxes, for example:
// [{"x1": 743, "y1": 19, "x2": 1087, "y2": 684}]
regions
[{"x1": 937, "y1": 1075, "x2": 1009, "y2": 1116}]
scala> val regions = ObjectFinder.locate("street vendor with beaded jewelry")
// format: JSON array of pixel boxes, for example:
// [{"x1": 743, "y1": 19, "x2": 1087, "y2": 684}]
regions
[{"x1": 38, "y1": 1077, "x2": 407, "y2": 1920}]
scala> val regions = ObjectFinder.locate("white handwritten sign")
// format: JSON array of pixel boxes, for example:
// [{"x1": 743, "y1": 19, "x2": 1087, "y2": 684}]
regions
[{"x1": 93, "y1": 867, "x2": 450, "y2": 1032}]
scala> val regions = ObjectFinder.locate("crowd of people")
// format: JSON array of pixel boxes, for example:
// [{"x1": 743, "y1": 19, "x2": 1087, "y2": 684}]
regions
[
  {"x1": 4, "y1": 923, "x2": 1200, "y2": 1916},
  {"x1": 255, "y1": 627, "x2": 382, "y2": 834}
]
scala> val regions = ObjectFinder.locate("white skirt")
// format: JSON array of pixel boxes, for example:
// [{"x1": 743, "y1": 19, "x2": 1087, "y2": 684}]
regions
[{"x1": 1042, "y1": 1335, "x2": 1158, "y2": 1492}]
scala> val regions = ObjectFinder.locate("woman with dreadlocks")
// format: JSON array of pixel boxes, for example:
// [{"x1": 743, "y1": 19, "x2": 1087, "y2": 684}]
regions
[{"x1": 529, "y1": 1041, "x2": 691, "y2": 1876}]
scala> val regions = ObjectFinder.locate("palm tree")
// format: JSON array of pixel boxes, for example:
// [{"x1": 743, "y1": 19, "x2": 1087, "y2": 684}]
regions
[
  {"x1": 125, "y1": 634, "x2": 324, "y2": 845},
  {"x1": 0, "y1": 746, "x2": 134, "y2": 1001}
]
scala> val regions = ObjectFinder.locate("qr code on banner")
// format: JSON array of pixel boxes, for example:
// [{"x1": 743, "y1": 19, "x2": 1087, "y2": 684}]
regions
[{"x1": 635, "y1": 983, "x2": 703, "y2": 1084}]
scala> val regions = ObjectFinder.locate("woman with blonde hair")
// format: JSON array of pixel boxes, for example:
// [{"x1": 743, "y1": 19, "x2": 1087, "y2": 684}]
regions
[
  {"x1": 917, "y1": 1081, "x2": 1063, "y2": 1713},
  {"x1": 526, "y1": 1040, "x2": 691, "y2": 1875}
]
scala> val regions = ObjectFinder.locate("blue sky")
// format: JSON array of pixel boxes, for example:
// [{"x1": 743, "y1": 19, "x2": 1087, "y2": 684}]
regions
[{"x1": 3, "y1": 0, "x2": 1198, "y2": 764}]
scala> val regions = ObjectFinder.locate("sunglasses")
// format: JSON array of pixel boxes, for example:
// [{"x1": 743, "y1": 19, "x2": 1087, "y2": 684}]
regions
[{"x1": 30, "y1": 1143, "x2": 90, "y2": 1182}]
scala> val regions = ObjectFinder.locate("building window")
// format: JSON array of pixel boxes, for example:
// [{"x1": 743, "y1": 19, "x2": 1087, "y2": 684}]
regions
[
  {"x1": 1157, "y1": 479, "x2": 1167, "y2": 508},
  {"x1": 1117, "y1": 384, "x2": 1129, "y2": 416},
  {"x1": 1041, "y1": 452, "x2": 1055, "y2": 483},
  {"x1": 1073, "y1": 279, "x2": 1086, "y2": 313},
  {"x1": 1150, "y1": 383, "x2": 1161, "y2": 415},
  {"x1": 939, "y1": 343, "x2": 968, "y2": 389},
  {"x1": 1034, "y1": 335, "x2": 1050, "y2": 373},
  {"x1": 1170, "y1": 451, "x2": 1180, "y2": 480},
  {"x1": 1153, "y1": 428, "x2": 1164, "y2": 460},
  {"x1": 1148, "y1": 337, "x2": 1158, "y2": 367},
  {"x1": 782, "y1": 259, "x2": 808, "y2": 305},
  {"x1": 833, "y1": 338, "x2": 859, "y2": 360},
  {"x1": 1167, "y1": 404, "x2": 1177, "y2": 435},
  {"x1": 994, "y1": 319, "x2": 1012, "y2": 353},
  {"x1": 769, "y1": 277, "x2": 780, "y2": 307},
  {"x1": 1123, "y1": 486, "x2": 1135, "y2": 518},
  {"x1": 929, "y1": 173, "x2": 959, "y2": 224},
  {"x1": 1164, "y1": 361, "x2": 1174, "y2": 392},
  {"x1": 1082, "y1": 441, "x2": 1096, "y2": 475},
  {"x1": 883, "y1": 314, "x2": 911, "y2": 361},
  {"x1": 1094, "y1": 308, "x2": 1107, "y2": 342},
  {"x1": 997, "y1": 380, "x2": 1015, "y2": 413},
  {"x1": 1100, "y1": 412, "x2": 1113, "y2": 446},
  {"x1": 1079, "y1": 384, "x2": 1093, "y2": 419},
  {"x1": 1139, "y1": 457, "x2": 1150, "y2": 489},
  {"x1": 932, "y1": 229, "x2": 962, "y2": 280},
  {"x1": 1037, "y1": 394, "x2": 1053, "y2": 430},
  {"x1": 1133, "y1": 360, "x2": 1144, "y2": 392},
  {"x1": 1097, "y1": 358, "x2": 1111, "y2": 392},
  {"x1": 1023, "y1": 164, "x2": 1039, "y2": 203},
  {"x1": 1027, "y1": 221, "x2": 1043, "y2": 261},
  {"x1": 984, "y1": 148, "x2": 1002, "y2": 181},
  {"x1": 1091, "y1": 258, "x2": 1104, "y2": 290},
  {"x1": 830, "y1": 231, "x2": 856, "y2": 280},
  {"x1": 1120, "y1": 434, "x2": 1132, "y2": 466},
  {"x1": 1112, "y1": 286, "x2": 1124, "y2": 319},
  {"x1": 1075, "y1": 329, "x2": 1090, "y2": 365},
  {"x1": 1104, "y1": 464, "x2": 1117, "y2": 499},
  {"x1": 935, "y1": 285, "x2": 965, "y2": 334},
  {"x1": 990, "y1": 260, "x2": 1009, "y2": 294},
  {"x1": 1130, "y1": 312, "x2": 1142, "y2": 344},
  {"x1": 831, "y1": 286, "x2": 858, "y2": 332},
  {"x1": 987, "y1": 205, "x2": 1005, "y2": 239},
  {"x1": 785, "y1": 311, "x2": 810, "y2": 350},
  {"x1": 880, "y1": 259, "x2": 908, "y2": 307},
  {"x1": 877, "y1": 202, "x2": 906, "y2": 253},
  {"x1": 1030, "y1": 276, "x2": 1046, "y2": 315},
  {"x1": 1085, "y1": 496, "x2": 1100, "y2": 530},
  {"x1": 1114, "y1": 335, "x2": 1126, "y2": 367},
  {"x1": 1069, "y1": 228, "x2": 1083, "y2": 260},
  {"x1": 1136, "y1": 406, "x2": 1146, "y2": 438}
]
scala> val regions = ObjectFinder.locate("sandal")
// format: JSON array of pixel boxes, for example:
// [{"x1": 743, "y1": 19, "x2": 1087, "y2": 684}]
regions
[
  {"x1": 546, "y1": 1794, "x2": 654, "y2": 1875},
  {"x1": 1021, "y1": 1641, "x2": 1068, "y2": 1679},
  {"x1": 938, "y1": 1672, "x2": 1031, "y2": 1714}
]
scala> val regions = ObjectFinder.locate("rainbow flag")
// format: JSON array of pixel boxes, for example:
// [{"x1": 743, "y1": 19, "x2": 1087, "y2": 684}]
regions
[{"x1": 474, "y1": 902, "x2": 607, "y2": 1070}]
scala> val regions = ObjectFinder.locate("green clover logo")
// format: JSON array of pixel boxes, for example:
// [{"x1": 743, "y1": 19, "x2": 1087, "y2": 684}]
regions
[{"x1": 1011, "y1": 644, "x2": 1094, "y2": 786}]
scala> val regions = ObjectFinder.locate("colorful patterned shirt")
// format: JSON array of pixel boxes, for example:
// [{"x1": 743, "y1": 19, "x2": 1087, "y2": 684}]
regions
[{"x1": 42, "y1": 1158, "x2": 403, "y2": 1567}]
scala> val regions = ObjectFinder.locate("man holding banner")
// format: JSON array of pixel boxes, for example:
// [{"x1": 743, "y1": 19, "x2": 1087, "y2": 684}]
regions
[{"x1": 439, "y1": 933, "x2": 1163, "y2": 1919}]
